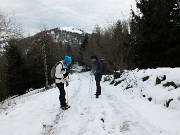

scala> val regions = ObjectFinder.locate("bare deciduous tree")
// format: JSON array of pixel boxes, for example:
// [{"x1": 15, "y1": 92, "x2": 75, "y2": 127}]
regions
[
  {"x1": 39, "y1": 25, "x2": 50, "y2": 89},
  {"x1": 0, "y1": 11, "x2": 23, "y2": 40}
]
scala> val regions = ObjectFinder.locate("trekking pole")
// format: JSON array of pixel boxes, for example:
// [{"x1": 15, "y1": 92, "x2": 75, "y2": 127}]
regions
[
  {"x1": 67, "y1": 85, "x2": 69, "y2": 104},
  {"x1": 89, "y1": 74, "x2": 93, "y2": 98},
  {"x1": 89, "y1": 75, "x2": 92, "y2": 98},
  {"x1": 65, "y1": 76, "x2": 69, "y2": 104},
  {"x1": 91, "y1": 75, "x2": 93, "y2": 98}
]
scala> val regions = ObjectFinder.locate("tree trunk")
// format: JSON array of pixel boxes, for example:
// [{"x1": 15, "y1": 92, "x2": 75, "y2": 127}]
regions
[{"x1": 42, "y1": 43, "x2": 49, "y2": 89}]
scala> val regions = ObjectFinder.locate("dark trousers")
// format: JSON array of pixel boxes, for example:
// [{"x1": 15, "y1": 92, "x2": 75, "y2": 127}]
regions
[
  {"x1": 56, "y1": 83, "x2": 66, "y2": 106},
  {"x1": 95, "y1": 74, "x2": 102, "y2": 95}
]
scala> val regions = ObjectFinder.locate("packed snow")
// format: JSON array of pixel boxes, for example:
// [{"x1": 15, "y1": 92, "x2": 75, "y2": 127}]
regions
[{"x1": 0, "y1": 68, "x2": 180, "y2": 135}]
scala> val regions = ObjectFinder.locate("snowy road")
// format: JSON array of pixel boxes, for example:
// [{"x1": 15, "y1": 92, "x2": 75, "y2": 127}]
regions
[
  {"x1": 46, "y1": 73, "x2": 180, "y2": 135},
  {"x1": 0, "y1": 72, "x2": 179, "y2": 135}
]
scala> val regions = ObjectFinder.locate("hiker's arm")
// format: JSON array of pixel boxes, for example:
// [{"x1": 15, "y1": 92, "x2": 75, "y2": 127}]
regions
[
  {"x1": 63, "y1": 72, "x2": 69, "y2": 78},
  {"x1": 96, "y1": 61, "x2": 102, "y2": 74}
]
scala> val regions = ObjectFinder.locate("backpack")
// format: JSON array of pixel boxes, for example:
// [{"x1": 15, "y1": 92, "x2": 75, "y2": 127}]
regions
[
  {"x1": 50, "y1": 61, "x2": 63, "y2": 79},
  {"x1": 100, "y1": 59, "x2": 107, "y2": 75}
]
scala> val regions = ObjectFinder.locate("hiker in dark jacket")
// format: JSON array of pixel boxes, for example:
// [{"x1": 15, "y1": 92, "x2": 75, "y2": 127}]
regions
[
  {"x1": 55, "y1": 56, "x2": 72, "y2": 110},
  {"x1": 91, "y1": 55, "x2": 102, "y2": 98}
]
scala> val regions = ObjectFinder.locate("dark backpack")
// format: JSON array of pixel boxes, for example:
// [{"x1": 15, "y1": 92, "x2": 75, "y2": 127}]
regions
[
  {"x1": 50, "y1": 61, "x2": 63, "y2": 79},
  {"x1": 100, "y1": 59, "x2": 107, "y2": 75}
]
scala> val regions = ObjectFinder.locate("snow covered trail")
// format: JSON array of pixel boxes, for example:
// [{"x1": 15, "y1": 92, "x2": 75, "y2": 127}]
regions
[
  {"x1": 0, "y1": 73, "x2": 82, "y2": 135},
  {"x1": 51, "y1": 72, "x2": 180, "y2": 135},
  {"x1": 0, "y1": 72, "x2": 179, "y2": 135}
]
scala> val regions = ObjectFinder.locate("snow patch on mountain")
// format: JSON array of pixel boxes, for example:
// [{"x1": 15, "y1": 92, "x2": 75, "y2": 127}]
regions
[
  {"x1": 47, "y1": 26, "x2": 85, "y2": 45},
  {"x1": 59, "y1": 26, "x2": 84, "y2": 34}
]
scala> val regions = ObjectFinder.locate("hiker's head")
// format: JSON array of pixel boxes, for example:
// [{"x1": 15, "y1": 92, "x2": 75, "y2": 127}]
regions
[
  {"x1": 64, "y1": 56, "x2": 72, "y2": 66},
  {"x1": 91, "y1": 55, "x2": 98, "y2": 62}
]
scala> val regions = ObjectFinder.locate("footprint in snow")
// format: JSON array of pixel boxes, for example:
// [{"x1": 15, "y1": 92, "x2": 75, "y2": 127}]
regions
[{"x1": 120, "y1": 121, "x2": 131, "y2": 132}]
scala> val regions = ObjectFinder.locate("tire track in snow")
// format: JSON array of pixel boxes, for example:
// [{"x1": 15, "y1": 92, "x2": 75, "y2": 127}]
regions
[
  {"x1": 41, "y1": 74, "x2": 82, "y2": 135},
  {"x1": 42, "y1": 73, "x2": 168, "y2": 135},
  {"x1": 42, "y1": 111, "x2": 65, "y2": 135},
  {"x1": 53, "y1": 73, "x2": 108, "y2": 135},
  {"x1": 103, "y1": 87, "x2": 169, "y2": 135},
  {"x1": 43, "y1": 73, "x2": 156, "y2": 135},
  {"x1": 63, "y1": 73, "x2": 93, "y2": 135},
  {"x1": 69, "y1": 74, "x2": 120, "y2": 135},
  {"x1": 43, "y1": 73, "x2": 178, "y2": 135}
]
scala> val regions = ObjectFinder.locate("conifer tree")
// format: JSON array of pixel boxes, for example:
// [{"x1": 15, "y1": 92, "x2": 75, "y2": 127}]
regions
[
  {"x1": 5, "y1": 39, "x2": 29, "y2": 96},
  {"x1": 131, "y1": 0, "x2": 180, "y2": 68},
  {"x1": 79, "y1": 33, "x2": 88, "y2": 66}
]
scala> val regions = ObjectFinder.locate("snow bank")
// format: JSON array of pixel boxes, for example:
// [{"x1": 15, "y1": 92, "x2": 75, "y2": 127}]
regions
[{"x1": 108, "y1": 68, "x2": 180, "y2": 110}]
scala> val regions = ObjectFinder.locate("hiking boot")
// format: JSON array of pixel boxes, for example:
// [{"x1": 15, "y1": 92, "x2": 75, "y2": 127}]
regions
[
  {"x1": 65, "y1": 104, "x2": 70, "y2": 108},
  {"x1": 61, "y1": 104, "x2": 70, "y2": 110},
  {"x1": 94, "y1": 93, "x2": 101, "y2": 95},
  {"x1": 96, "y1": 94, "x2": 99, "y2": 98},
  {"x1": 61, "y1": 103, "x2": 70, "y2": 109}
]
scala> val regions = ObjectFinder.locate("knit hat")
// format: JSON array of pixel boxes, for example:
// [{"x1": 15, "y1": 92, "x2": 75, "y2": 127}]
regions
[{"x1": 64, "y1": 56, "x2": 72, "y2": 64}]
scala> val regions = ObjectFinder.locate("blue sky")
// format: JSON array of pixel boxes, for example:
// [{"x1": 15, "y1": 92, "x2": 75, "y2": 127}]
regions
[{"x1": 0, "y1": 0, "x2": 136, "y2": 35}]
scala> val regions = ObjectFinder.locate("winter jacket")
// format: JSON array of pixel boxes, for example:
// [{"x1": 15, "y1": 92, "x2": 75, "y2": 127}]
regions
[
  {"x1": 55, "y1": 61, "x2": 68, "y2": 83},
  {"x1": 92, "y1": 60, "x2": 102, "y2": 75}
]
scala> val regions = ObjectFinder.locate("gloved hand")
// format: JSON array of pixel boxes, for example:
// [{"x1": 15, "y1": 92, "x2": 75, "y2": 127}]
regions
[
  {"x1": 90, "y1": 71, "x2": 94, "y2": 75},
  {"x1": 66, "y1": 80, "x2": 69, "y2": 87},
  {"x1": 64, "y1": 78, "x2": 69, "y2": 87},
  {"x1": 90, "y1": 70, "x2": 95, "y2": 75},
  {"x1": 63, "y1": 72, "x2": 69, "y2": 78}
]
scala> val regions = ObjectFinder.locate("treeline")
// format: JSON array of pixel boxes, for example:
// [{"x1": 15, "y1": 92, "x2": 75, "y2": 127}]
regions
[
  {"x1": 131, "y1": 0, "x2": 180, "y2": 68},
  {"x1": 80, "y1": 0, "x2": 180, "y2": 70},
  {"x1": 0, "y1": 0, "x2": 179, "y2": 101},
  {"x1": 0, "y1": 26, "x2": 80, "y2": 101},
  {"x1": 79, "y1": 22, "x2": 133, "y2": 72}
]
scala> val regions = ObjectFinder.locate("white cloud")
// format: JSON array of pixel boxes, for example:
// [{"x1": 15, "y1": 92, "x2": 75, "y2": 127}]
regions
[{"x1": 0, "y1": 0, "x2": 136, "y2": 35}]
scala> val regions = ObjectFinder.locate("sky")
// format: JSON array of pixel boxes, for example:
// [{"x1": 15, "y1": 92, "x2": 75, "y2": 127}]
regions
[{"x1": 0, "y1": 0, "x2": 136, "y2": 35}]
